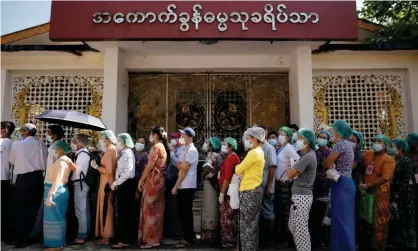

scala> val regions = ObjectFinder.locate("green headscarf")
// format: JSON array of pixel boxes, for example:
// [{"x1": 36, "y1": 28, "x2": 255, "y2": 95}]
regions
[
  {"x1": 100, "y1": 130, "x2": 117, "y2": 145},
  {"x1": 298, "y1": 128, "x2": 316, "y2": 149},
  {"x1": 332, "y1": 120, "x2": 353, "y2": 139},
  {"x1": 391, "y1": 138, "x2": 410, "y2": 152},
  {"x1": 209, "y1": 137, "x2": 221, "y2": 151},
  {"x1": 118, "y1": 133, "x2": 134, "y2": 149},
  {"x1": 51, "y1": 140, "x2": 72, "y2": 154},
  {"x1": 225, "y1": 137, "x2": 238, "y2": 152},
  {"x1": 375, "y1": 134, "x2": 390, "y2": 147},
  {"x1": 279, "y1": 126, "x2": 293, "y2": 138}
]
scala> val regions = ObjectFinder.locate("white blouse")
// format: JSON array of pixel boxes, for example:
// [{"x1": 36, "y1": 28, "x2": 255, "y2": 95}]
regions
[
  {"x1": 114, "y1": 148, "x2": 135, "y2": 186},
  {"x1": 275, "y1": 143, "x2": 300, "y2": 181}
]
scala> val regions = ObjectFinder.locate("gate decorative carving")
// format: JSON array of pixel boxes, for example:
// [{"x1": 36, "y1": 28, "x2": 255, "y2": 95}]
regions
[{"x1": 129, "y1": 73, "x2": 289, "y2": 152}]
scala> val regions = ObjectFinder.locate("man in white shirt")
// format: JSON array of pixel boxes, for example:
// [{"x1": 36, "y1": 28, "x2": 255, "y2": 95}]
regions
[
  {"x1": 171, "y1": 127, "x2": 199, "y2": 248},
  {"x1": 8, "y1": 123, "x2": 47, "y2": 247},
  {"x1": 69, "y1": 134, "x2": 91, "y2": 244},
  {"x1": 1, "y1": 121, "x2": 15, "y2": 241},
  {"x1": 29, "y1": 124, "x2": 65, "y2": 244}
]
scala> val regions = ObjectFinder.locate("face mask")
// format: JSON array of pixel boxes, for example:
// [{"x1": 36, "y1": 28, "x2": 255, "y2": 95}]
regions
[
  {"x1": 387, "y1": 147, "x2": 398, "y2": 157},
  {"x1": 244, "y1": 139, "x2": 253, "y2": 150},
  {"x1": 292, "y1": 133, "x2": 297, "y2": 143},
  {"x1": 372, "y1": 143, "x2": 383, "y2": 152},
  {"x1": 135, "y1": 142, "x2": 145, "y2": 151},
  {"x1": 202, "y1": 143, "x2": 208, "y2": 152},
  {"x1": 178, "y1": 137, "x2": 185, "y2": 145},
  {"x1": 317, "y1": 138, "x2": 328, "y2": 147},
  {"x1": 47, "y1": 135, "x2": 53, "y2": 143},
  {"x1": 221, "y1": 145, "x2": 228, "y2": 154},
  {"x1": 278, "y1": 135, "x2": 287, "y2": 145},
  {"x1": 268, "y1": 139, "x2": 277, "y2": 146},
  {"x1": 117, "y1": 142, "x2": 123, "y2": 151},
  {"x1": 351, "y1": 142, "x2": 357, "y2": 150},
  {"x1": 295, "y1": 139, "x2": 307, "y2": 151},
  {"x1": 149, "y1": 134, "x2": 154, "y2": 143},
  {"x1": 170, "y1": 139, "x2": 177, "y2": 147},
  {"x1": 71, "y1": 143, "x2": 78, "y2": 151}
]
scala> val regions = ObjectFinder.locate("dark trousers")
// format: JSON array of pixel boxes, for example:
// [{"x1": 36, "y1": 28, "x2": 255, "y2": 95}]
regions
[
  {"x1": 1, "y1": 180, "x2": 11, "y2": 241},
  {"x1": 10, "y1": 171, "x2": 43, "y2": 243},
  {"x1": 164, "y1": 178, "x2": 183, "y2": 238},
  {"x1": 177, "y1": 188, "x2": 196, "y2": 244},
  {"x1": 66, "y1": 182, "x2": 78, "y2": 243},
  {"x1": 309, "y1": 199, "x2": 329, "y2": 248},
  {"x1": 116, "y1": 179, "x2": 137, "y2": 244}
]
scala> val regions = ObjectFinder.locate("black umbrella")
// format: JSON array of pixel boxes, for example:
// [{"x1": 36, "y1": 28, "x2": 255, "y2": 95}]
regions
[
  {"x1": 35, "y1": 110, "x2": 106, "y2": 131},
  {"x1": 103, "y1": 183, "x2": 111, "y2": 228}
]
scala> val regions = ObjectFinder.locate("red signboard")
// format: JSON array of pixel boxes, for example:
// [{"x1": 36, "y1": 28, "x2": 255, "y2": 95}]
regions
[{"x1": 50, "y1": 1, "x2": 358, "y2": 41}]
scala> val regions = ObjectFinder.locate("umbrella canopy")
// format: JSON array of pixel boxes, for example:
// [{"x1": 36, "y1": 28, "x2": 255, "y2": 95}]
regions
[{"x1": 35, "y1": 110, "x2": 106, "y2": 131}]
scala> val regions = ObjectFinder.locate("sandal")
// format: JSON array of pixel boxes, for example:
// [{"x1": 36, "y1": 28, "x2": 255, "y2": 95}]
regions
[
  {"x1": 222, "y1": 243, "x2": 234, "y2": 248},
  {"x1": 174, "y1": 241, "x2": 191, "y2": 249},
  {"x1": 94, "y1": 239, "x2": 110, "y2": 245},
  {"x1": 112, "y1": 242, "x2": 130, "y2": 249},
  {"x1": 140, "y1": 243, "x2": 160, "y2": 249},
  {"x1": 69, "y1": 239, "x2": 85, "y2": 245}
]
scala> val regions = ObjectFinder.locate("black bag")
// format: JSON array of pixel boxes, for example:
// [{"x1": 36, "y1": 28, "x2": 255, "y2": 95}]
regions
[{"x1": 75, "y1": 151, "x2": 101, "y2": 189}]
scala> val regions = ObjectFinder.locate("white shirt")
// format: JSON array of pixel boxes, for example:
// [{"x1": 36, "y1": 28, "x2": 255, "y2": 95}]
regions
[
  {"x1": 275, "y1": 143, "x2": 300, "y2": 180},
  {"x1": 9, "y1": 136, "x2": 47, "y2": 176},
  {"x1": 114, "y1": 148, "x2": 135, "y2": 186},
  {"x1": 179, "y1": 143, "x2": 199, "y2": 189},
  {"x1": 71, "y1": 148, "x2": 90, "y2": 181},
  {"x1": 1, "y1": 138, "x2": 13, "y2": 180}
]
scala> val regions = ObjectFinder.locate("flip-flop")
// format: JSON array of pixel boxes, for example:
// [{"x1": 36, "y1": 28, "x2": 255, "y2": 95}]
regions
[
  {"x1": 174, "y1": 242, "x2": 191, "y2": 249},
  {"x1": 94, "y1": 240, "x2": 110, "y2": 245},
  {"x1": 140, "y1": 244, "x2": 160, "y2": 249},
  {"x1": 222, "y1": 243, "x2": 234, "y2": 248},
  {"x1": 69, "y1": 240, "x2": 85, "y2": 246}
]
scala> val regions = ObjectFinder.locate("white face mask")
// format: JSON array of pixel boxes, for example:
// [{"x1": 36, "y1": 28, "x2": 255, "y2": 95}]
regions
[
  {"x1": 244, "y1": 139, "x2": 253, "y2": 150},
  {"x1": 178, "y1": 137, "x2": 185, "y2": 145},
  {"x1": 221, "y1": 145, "x2": 228, "y2": 154},
  {"x1": 47, "y1": 135, "x2": 53, "y2": 143},
  {"x1": 71, "y1": 143, "x2": 78, "y2": 151},
  {"x1": 170, "y1": 139, "x2": 177, "y2": 147},
  {"x1": 295, "y1": 139, "x2": 307, "y2": 151},
  {"x1": 278, "y1": 135, "x2": 287, "y2": 145},
  {"x1": 149, "y1": 134, "x2": 154, "y2": 143},
  {"x1": 135, "y1": 142, "x2": 145, "y2": 151},
  {"x1": 117, "y1": 142, "x2": 123, "y2": 150},
  {"x1": 202, "y1": 142, "x2": 208, "y2": 152}
]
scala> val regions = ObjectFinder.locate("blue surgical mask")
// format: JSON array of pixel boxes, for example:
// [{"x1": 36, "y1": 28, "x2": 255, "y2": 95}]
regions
[
  {"x1": 387, "y1": 147, "x2": 398, "y2": 157},
  {"x1": 47, "y1": 135, "x2": 53, "y2": 143},
  {"x1": 268, "y1": 139, "x2": 277, "y2": 146},
  {"x1": 317, "y1": 138, "x2": 328, "y2": 147},
  {"x1": 372, "y1": 143, "x2": 383, "y2": 152}
]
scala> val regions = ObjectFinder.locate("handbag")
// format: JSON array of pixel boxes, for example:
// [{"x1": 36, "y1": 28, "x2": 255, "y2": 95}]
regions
[{"x1": 358, "y1": 193, "x2": 374, "y2": 224}]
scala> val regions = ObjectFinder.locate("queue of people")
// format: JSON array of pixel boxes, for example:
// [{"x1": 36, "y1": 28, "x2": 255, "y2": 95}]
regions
[{"x1": 1, "y1": 119, "x2": 418, "y2": 251}]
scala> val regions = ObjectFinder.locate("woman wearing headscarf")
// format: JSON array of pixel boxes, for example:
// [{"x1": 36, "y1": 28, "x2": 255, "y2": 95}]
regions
[
  {"x1": 235, "y1": 127, "x2": 265, "y2": 251},
  {"x1": 137, "y1": 126, "x2": 170, "y2": 249},
  {"x1": 324, "y1": 120, "x2": 355, "y2": 251},
  {"x1": 275, "y1": 126, "x2": 300, "y2": 247},
  {"x1": 218, "y1": 137, "x2": 240, "y2": 248},
  {"x1": 286, "y1": 128, "x2": 317, "y2": 251},
  {"x1": 310, "y1": 130, "x2": 331, "y2": 249},
  {"x1": 92, "y1": 130, "x2": 118, "y2": 245},
  {"x1": 111, "y1": 133, "x2": 136, "y2": 249},
  {"x1": 201, "y1": 136, "x2": 223, "y2": 243},
  {"x1": 359, "y1": 135, "x2": 395, "y2": 251},
  {"x1": 389, "y1": 138, "x2": 416, "y2": 251},
  {"x1": 43, "y1": 141, "x2": 73, "y2": 251},
  {"x1": 134, "y1": 136, "x2": 148, "y2": 185}
]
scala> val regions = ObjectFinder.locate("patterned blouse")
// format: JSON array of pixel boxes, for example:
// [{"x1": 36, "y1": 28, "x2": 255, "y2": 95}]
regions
[
  {"x1": 134, "y1": 151, "x2": 148, "y2": 180},
  {"x1": 392, "y1": 156, "x2": 415, "y2": 193},
  {"x1": 332, "y1": 139, "x2": 354, "y2": 178}
]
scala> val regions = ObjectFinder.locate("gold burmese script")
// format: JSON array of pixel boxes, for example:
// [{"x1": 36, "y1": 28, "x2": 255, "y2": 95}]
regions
[{"x1": 92, "y1": 4, "x2": 320, "y2": 32}]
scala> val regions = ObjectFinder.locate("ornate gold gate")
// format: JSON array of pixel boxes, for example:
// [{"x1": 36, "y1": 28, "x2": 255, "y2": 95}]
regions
[{"x1": 128, "y1": 73, "x2": 289, "y2": 150}]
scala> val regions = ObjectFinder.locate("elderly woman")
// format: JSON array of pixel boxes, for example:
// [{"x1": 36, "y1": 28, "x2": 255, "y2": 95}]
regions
[
  {"x1": 201, "y1": 137, "x2": 223, "y2": 243},
  {"x1": 235, "y1": 127, "x2": 265, "y2": 251},
  {"x1": 275, "y1": 126, "x2": 300, "y2": 247},
  {"x1": 111, "y1": 133, "x2": 136, "y2": 249},
  {"x1": 92, "y1": 130, "x2": 118, "y2": 245},
  {"x1": 324, "y1": 120, "x2": 355, "y2": 251},
  {"x1": 43, "y1": 141, "x2": 73, "y2": 251},
  {"x1": 138, "y1": 126, "x2": 170, "y2": 249},
  {"x1": 287, "y1": 128, "x2": 317, "y2": 251},
  {"x1": 359, "y1": 135, "x2": 395, "y2": 251},
  {"x1": 218, "y1": 137, "x2": 241, "y2": 248},
  {"x1": 389, "y1": 138, "x2": 416, "y2": 251}
]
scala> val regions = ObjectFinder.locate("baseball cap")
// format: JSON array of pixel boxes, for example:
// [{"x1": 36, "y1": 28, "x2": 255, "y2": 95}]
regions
[{"x1": 179, "y1": 127, "x2": 195, "y2": 138}]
